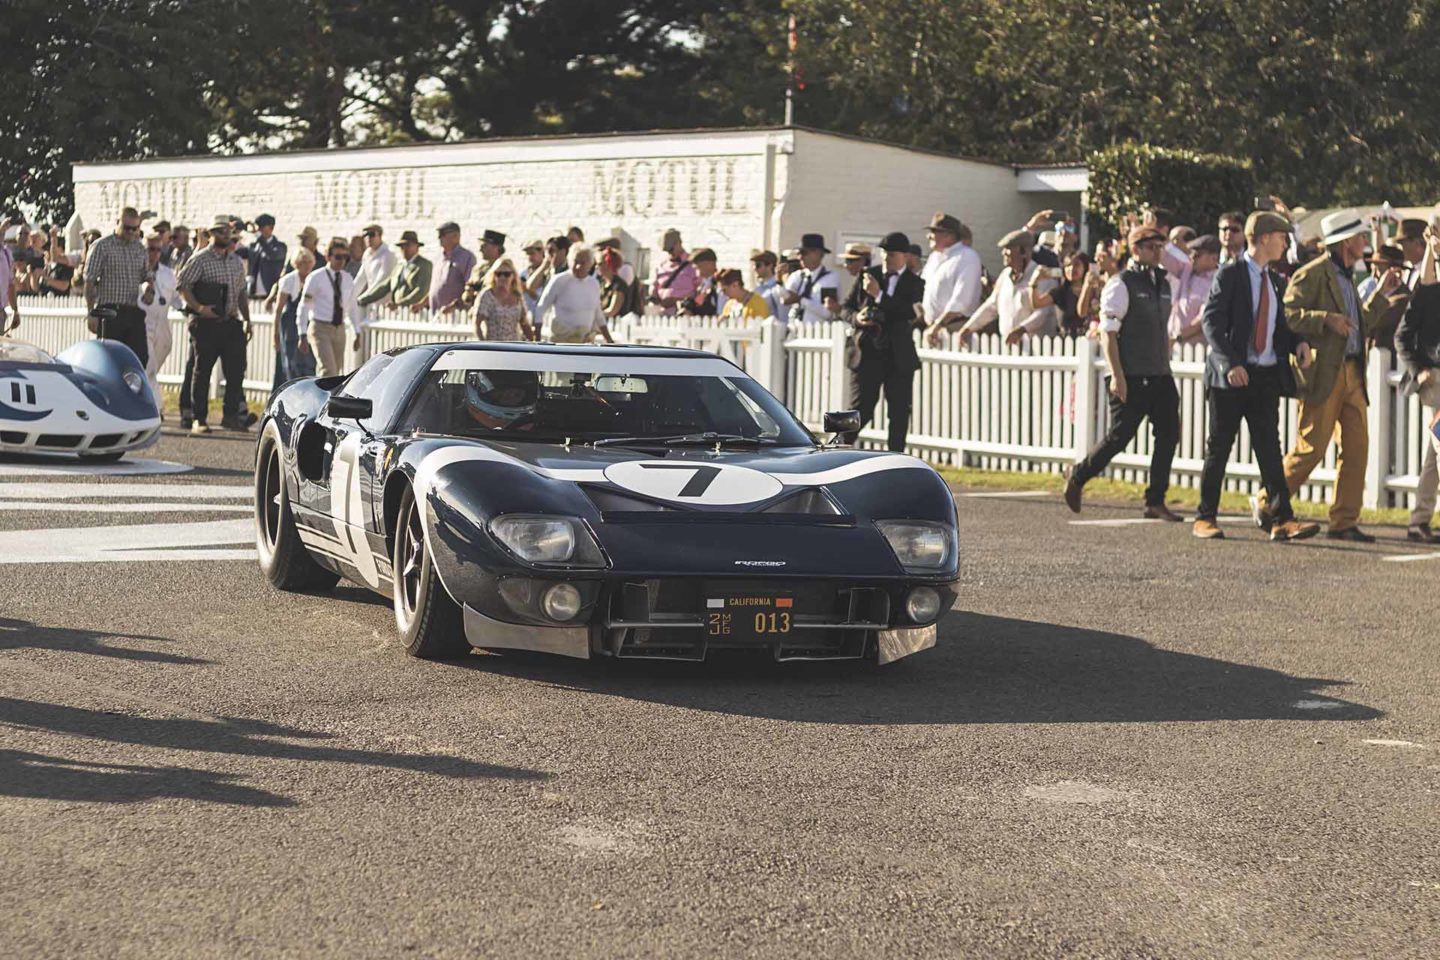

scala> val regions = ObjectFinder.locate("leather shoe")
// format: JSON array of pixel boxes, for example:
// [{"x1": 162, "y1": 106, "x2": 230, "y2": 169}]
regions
[
  {"x1": 1326, "y1": 526, "x2": 1376, "y2": 543},
  {"x1": 1143, "y1": 503, "x2": 1184, "y2": 522},
  {"x1": 1062, "y1": 466, "x2": 1083, "y2": 514},
  {"x1": 1248, "y1": 495, "x2": 1273, "y2": 532},
  {"x1": 1192, "y1": 518, "x2": 1225, "y2": 540},
  {"x1": 1271, "y1": 519, "x2": 1320, "y2": 542},
  {"x1": 1407, "y1": 525, "x2": 1439, "y2": 543}
]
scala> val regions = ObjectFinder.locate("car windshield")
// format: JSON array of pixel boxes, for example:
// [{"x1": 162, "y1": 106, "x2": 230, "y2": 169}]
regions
[
  {"x1": 397, "y1": 350, "x2": 814, "y2": 446},
  {"x1": 0, "y1": 339, "x2": 54, "y2": 364}
]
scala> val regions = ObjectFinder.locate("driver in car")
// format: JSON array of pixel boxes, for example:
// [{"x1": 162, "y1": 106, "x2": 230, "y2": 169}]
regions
[{"x1": 463, "y1": 370, "x2": 538, "y2": 431}]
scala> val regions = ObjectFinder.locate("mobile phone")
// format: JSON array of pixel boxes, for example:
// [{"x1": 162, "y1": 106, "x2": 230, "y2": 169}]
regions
[
  {"x1": 1253, "y1": 196, "x2": 1275, "y2": 212},
  {"x1": 1050, "y1": 210, "x2": 1069, "y2": 224}
]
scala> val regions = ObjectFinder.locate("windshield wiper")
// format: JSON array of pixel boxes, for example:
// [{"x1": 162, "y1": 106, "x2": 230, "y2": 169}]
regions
[{"x1": 592, "y1": 432, "x2": 776, "y2": 448}]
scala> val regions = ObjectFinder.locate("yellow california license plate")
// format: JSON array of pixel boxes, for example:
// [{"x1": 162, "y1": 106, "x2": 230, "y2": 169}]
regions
[{"x1": 706, "y1": 596, "x2": 794, "y2": 640}]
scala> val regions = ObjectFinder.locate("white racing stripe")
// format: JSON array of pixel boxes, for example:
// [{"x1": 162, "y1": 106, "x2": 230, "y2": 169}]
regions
[
  {"x1": 0, "y1": 482, "x2": 252, "y2": 500},
  {"x1": 0, "y1": 458, "x2": 192, "y2": 477},
  {"x1": 0, "y1": 518, "x2": 253, "y2": 564},
  {"x1": 0, "y1": 500, "x2": 249, "y2": 514}
]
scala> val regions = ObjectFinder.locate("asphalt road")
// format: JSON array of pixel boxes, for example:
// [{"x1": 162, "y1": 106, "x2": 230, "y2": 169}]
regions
[{"x1": 2, "y1": 429, "x2": 1437, "y2": 959}]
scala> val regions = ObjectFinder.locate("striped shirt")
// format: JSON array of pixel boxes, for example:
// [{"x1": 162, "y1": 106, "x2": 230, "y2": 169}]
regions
[
  {"x1": 83, "y1": 233, "x2": 147, "y2": 306},
  {"x1": 176, "y1": 246, "x2": 248, "y2": 319}
]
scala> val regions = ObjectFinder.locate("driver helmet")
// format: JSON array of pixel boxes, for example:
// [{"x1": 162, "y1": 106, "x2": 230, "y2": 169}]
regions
[{"x1": 463, "y1": 369, "x2": 537, "y2": 429}]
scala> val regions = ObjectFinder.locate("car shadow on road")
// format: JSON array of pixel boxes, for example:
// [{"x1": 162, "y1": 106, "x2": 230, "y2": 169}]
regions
[
  {"x1": 0, "y1": 696, "x2": 551, "y2": 807},
  {"x1": 0, "y1": 617, "x2": 211, "y2": 665},
  {"x1": 0, "y1": 749, "x2": 296, "y2": 807},
  {"x1": 462, "y1": 610, "x2": 1382, "y2": 725}
]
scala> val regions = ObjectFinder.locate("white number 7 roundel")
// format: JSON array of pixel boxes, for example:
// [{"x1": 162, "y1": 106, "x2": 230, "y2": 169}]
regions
[{"x1": 602, "y1": 460, "x2": 783, "y2": 505}]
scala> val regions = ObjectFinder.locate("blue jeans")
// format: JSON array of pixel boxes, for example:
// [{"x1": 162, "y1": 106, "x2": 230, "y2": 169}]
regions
[{"x1": 271, "y1": 301, "x2": 315, "y2": 397}]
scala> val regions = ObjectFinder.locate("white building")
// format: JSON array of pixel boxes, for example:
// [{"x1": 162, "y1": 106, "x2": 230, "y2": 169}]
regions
[{"x1": 72, "y1": 126, "x2": 1086, "y2": 277}]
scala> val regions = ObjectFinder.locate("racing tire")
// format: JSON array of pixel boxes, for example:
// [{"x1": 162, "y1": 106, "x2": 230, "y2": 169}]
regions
[
  {"x1": 255, "y1": 429, "x2": 339, "y2": 592},
  {"x1": 392, "y1": 486, "x2": 469, "y2": 660},
  {"x1": 78, "y1": 451, "x2": 125, "y2": 464}
]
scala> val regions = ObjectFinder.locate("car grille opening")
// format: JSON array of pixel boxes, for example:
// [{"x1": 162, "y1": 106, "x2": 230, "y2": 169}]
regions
[
  {"x1": 36, "y1": 434, "x2": 83, "y2": 448},
  {"x1": 90, "y1": 434, "x2": 123, "y2": 449},
  {"x1": 0, "y1": 430, "x2": 26, "y2": 444}
]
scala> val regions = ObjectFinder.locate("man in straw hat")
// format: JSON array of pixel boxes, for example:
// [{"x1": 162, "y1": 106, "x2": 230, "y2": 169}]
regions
[{"x1": 1266, "y1": 208, "x2": 1407, "y2": 541}]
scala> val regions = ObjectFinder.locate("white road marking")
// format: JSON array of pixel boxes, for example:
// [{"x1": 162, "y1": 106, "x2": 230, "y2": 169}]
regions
[
  {"x1": 1362, "y1": 739, "x2": 1426, "y2": 749},
  {"x1": 0, "y1": 457, "x2": 192, "y2": 477},
  {"x1": 0, "y1": 500, "x2": 249, "y2": 514},
  {"x1": 1069, "y1": 516, "x2": 1248, "y2": 527},
  {"x1": 1292, "y1": 699, "x2": 1344, "y2": 710},
  {"x1": 958, "y1": 490, "x2": 1050, "y2": 498},
  {"x1": 0, "y1": 482, "x2": 252, "y2": 500},
  {"x1": 1381, "y1": 552, "x2": 1440, "y2": 563},
  {"x1": 0, "y1": 518, "x2": 254, "y2": 564},
  {"x1": 1023, "y1": 781, "x2": 1128, "y2": 805}
]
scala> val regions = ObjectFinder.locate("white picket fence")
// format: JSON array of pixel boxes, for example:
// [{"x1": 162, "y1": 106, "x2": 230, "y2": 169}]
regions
[{"x1": 8, "y1": 295, "x2": 1430, "y2": 511}]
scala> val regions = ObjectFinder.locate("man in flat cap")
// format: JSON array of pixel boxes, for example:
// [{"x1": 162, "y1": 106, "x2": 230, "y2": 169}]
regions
[
  {"x1": 957, "y1": 229, "x2": 1057, "y2": 348},
  {"x1": 1170, "y1": 234, "x2": 1222, "y2": 346},
  {"x1": 355, "y1": 223, "x2": 395, "y2": 320},
  {"x1": 1191, "y1": 211, "x2": 1317, "y2": 541},
  {"x1": 246, "y1": 214, "x2": 286, "y2": 299},
  {"x1": 1063, "y1": 224, "x2": 1182, "y2": 521},
  {"x1": 921, "y1": 212, "x2": 982, "y2": 345},
  {"x1": 1395, "y1": 208, "x2": 1440, "y2": 542},
  {"x1": 650, "y1": 228, "x2": 698, "y2": 315},
  {"x1": 679, "y1": 247, "x2": 722, "y2": 316},
  {"x1": 782, "y1": 233, "x2": 841, "y2": 323},
  {"x1": 421, "y1": 221, "x2": 476, "y2": 314},
  {"x1": 749, "y1": 250, "x2": 785, "y2": 322},
  {"x1": 1268, "y1": 208, "x2": 1405, "y2": 541}
]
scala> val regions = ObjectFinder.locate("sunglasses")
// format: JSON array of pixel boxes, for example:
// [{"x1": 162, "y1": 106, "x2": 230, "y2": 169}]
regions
[
  {"x1": 494, "y1": 270, "x2": 514, "y2": 277},
  {"x1": 329, "y1": 253, "x2": 350, "y2": 262},
  {"x1": 121, "y1": 224, "x2": 141, "y2": 233},
  {"x1": 146, "y1": 246, "x2": 163, "y2": 253}
]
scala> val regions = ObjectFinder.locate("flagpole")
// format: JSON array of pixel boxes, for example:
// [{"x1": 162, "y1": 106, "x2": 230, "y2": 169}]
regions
[{"x1": 785, "y1": 14, "x2": 796, "y2": 126}]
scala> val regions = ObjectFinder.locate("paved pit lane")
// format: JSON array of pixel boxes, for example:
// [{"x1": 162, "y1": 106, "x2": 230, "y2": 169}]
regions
[{"x1": 1, "y1": 429, "x2": 1437, "y2": 958}]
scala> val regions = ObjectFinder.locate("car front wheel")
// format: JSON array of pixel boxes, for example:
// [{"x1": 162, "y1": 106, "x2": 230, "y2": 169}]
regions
[
  {"x1": 393, "y1": 486, "x2": 469, "y2": 660},
  {"x1": 255, "y1": 427, "x2": 339, "y2": 592}
]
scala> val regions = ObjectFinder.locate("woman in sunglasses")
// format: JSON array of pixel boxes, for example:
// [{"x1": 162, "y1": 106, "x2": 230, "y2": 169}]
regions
[{"x1": 473, "y1": 256, "x2": 536, "y2": 341}]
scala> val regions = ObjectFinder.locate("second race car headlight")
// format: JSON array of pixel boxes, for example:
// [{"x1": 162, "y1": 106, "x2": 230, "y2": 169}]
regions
[
  {"x1": 488, "y1": 515, "x2": 606, "y2": 568},
  {"x1": 875, "y1": 520, "x2": 953, "y2": 573},
  {"x1": 122, "y1": 370, "x2": 146, "y2": 394}
]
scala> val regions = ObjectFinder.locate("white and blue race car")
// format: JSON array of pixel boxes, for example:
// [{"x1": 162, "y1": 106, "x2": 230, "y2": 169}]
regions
[{"x1": 0, "y1": 337, "x2": 161, "y2": 462}]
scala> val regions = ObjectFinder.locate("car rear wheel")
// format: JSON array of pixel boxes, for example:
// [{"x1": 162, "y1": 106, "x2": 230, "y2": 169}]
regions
[
  {"x1": 255, "y1": 430, "x2": 339, "y2": 592},
  {"x1": 393, "y1": 486, "x2": 469, "y2": 660}
]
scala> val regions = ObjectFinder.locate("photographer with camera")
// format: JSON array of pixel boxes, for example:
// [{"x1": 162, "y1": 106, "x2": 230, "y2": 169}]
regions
[
  {"x1": 176, "y1": 216, "x2": 253, "y2": 434},
  {"x1": 82, "y1": 207, "x2": 150, "y2": 366},
  {"x1": 0, "y1": 215, "x2": 20, "y2": 333}
]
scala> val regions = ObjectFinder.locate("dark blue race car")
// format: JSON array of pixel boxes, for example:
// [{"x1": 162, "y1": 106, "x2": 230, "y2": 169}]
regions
[{"x1": 254, "y1": 342, "x2": 960, "y2": 664}]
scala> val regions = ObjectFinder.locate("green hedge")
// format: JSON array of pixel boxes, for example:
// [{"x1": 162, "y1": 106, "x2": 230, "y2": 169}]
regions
[{"x1": 1086, "y1": 144, "x2": 1255, "y2": 242}]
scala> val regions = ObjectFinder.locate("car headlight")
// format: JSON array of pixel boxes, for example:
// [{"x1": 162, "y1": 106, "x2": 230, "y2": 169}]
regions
[
  {"x1": 875, "y1": 520, "x2": 953, "y2": 573},
  {"x1": 488, "y1": 515, "x2": 606, "y2": 567},
  {"x1": 122, "y1": 370, "x2": 146, "y2": 394}
]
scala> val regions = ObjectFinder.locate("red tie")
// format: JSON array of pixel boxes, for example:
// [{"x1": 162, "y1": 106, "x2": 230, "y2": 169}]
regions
[{"x1": 1254, "y1": 271, "x2": 1270, "y2": 354}]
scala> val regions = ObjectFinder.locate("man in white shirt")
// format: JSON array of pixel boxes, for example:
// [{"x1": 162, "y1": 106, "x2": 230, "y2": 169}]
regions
[
  {"x1": 921, "y1": 212, "x2": 983, "y2": 345},
  {"x1": 958, "y1": 231, "x2": 1058, "y2": 348},
  {"x1": 139, "y1": 231, "x2": 176, "y2": 395},
  {"x1": 781, "y1": 233, "x2": 841, "y2": 323},
  {"x1": 535, "y1": 245, "x2": 614, "y2": 344},
  {"x1": 299, "y1": 240, "x2": 365, "y2": 377},
  {"x1": 356, "y1": 223, "x2": 396, "y2": 319}
]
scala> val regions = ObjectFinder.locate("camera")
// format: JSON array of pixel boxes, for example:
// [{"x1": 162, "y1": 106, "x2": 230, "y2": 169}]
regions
[{"x1": 14, "y1": 247, "x2": 43, "y2": 268}]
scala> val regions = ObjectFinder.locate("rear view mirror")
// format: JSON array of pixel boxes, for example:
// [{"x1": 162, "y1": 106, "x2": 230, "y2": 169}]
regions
[
  {"x1": 593, "y1": 375, "x2": 649, "y2": 394},
  {"x1": 823, "y1": 410, "x2": 861, "y2": 435},
  {"x1": 326, "y1": 395, "x2": 373, "y2": 421}
]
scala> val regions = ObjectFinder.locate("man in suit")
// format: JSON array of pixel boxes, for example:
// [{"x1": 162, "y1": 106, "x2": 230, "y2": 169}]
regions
[
  {"x1": 359, "y1": 230, "x2": 432, "y2": 309},
  {"x1": 1064, "y1": 225, "x2": 1182, "y2": 519},
  {"x1": 1193, "y1": 211, "x2": 1319, "y2": 541},
  {"x1": 1393, "y1": 212, "x2": 1440, "y2": 542},
  {"x1": 839, "y1": 231, "x2": 925, "y2": 451},
  {"x1": 1271, "y1": 208, "x2": 1405, "y2": 541}
]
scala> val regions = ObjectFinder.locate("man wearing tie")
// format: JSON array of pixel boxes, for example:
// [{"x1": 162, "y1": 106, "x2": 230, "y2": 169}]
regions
[
  {"x1": 840, "y1": 231, "x2": 926, "y2": 451},
  {"x1": 1192, "y1": 211, "x2": 1318, "y2": 541},
  {"x1": 299, "y1": 239, "x2": 365, "y2": 377}
]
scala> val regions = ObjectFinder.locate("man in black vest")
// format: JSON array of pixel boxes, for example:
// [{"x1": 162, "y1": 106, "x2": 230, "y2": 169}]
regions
[
  {"x1": 839, "y1": 231, "x2": 926, "y2": 451},
  {"x1": 1064, "y1": 224, "x2": 1182, "y2": 519},
  {"x1": 1192, "y1": 210, "x2": 1319, "y2": 541}
]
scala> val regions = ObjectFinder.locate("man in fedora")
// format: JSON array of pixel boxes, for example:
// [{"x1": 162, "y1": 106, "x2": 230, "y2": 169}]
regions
[
  {"x1": 1396, "y1": 209, "x2": 1440, "y2": 542},
  {"x1": 1192, "y1": 211, "x2": 1318, "y2": 541},
  {"x1": 1064, "y1": 224, "x2": 1182, "y2": 520},
  {"x1": 359, "y1": 229, "x2": 432, "y2": 308},
  {"x1": 1272, "y1": 208, "x2": 1406, "y2": 541},
  {"x1": 921, "y1": 212, "x2": 982, "y2": 345},
  {"x1": 355, "y1": 223, "x2": 395, "y2": 319},
  {"x1": 840, "y1": 231, "x2": 926, "y2": 451},
  {"x1": 1395, "y1": 218, "x2": 1428, "y2": 288},
  {"x1": 781, "y1": 233, "x2": 841, "y2": 323}
]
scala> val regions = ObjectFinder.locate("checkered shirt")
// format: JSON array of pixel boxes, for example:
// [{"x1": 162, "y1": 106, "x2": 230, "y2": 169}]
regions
[
  {"x1": 82, "y1": 233, "x2": 147, "y2": 307},
  {"x1": 176, "y1": 246, "x2": 248, "y2": 319}
]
